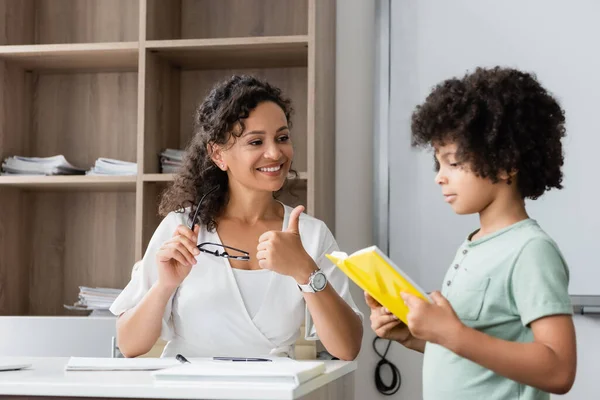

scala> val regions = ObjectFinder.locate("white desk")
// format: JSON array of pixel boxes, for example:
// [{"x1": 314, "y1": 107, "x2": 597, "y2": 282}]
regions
[{"x1": 0, "y1": 357, "x2": 355, "y2": 400}]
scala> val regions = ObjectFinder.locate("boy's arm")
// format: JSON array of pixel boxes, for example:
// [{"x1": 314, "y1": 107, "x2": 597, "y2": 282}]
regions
[
  {"x1": 403, "y1": 292, "x2": 576, "y2": 395},
  {"x1": 446, "y1": 314, "x2": 576, "y2": 394}
]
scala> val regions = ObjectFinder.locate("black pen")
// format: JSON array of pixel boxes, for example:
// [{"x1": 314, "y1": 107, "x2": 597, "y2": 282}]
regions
[
  {"x1": 213, "y1": 357, "x2": 272, "y2": 362},
  {"x1": 176, "y1": 354, "x2": 190, "y2": 364}
]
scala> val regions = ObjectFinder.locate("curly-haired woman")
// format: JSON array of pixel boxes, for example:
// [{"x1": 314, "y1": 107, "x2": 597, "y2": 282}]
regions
[
  {"x1": 366, "y1": 67, "x2": 576, "y2": 399},
  {"x1": 111, "y1": 75, "x2": 363, "y2": 360}
]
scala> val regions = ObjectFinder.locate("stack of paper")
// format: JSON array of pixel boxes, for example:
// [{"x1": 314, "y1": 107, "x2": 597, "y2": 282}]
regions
[
  {"x1": 152, "y1": 359, "x2": 326, "y2": 387},
  {"x1": 86, "y1": 158, "x2": 137, "y2": 176},
  {"x1": 160, "y1": 149, "x2": 184, "y2": 173},
  {"x1": 0, "y1": 155, "x2": 86, "y2": 176},
  {"x1": 64, "y1": 286, "x2": 122, "y2": 313}
]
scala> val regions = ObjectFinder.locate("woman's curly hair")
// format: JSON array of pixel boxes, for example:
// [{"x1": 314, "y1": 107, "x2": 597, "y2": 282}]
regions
[
  {"x1": 411, "y1": 66, "x2": 566, "y2": 199},
  {"x1": 158, "y1": 75, "x2": 295, "y2": 231}
]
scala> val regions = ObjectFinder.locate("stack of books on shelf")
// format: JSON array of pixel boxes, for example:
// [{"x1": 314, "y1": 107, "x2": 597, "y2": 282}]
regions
[
  {"x1": 160, "y1": 149, "x2": 184, "y2": 174},
  {"x1": 64, "y1": 286, "x2": 122, "y2": 317},
  {"x1": 0, "y1": 155, "x2": 86, "y2": 176},
  {"x1": 86, "y1": 158, "x2": 137, "y2": 176}
]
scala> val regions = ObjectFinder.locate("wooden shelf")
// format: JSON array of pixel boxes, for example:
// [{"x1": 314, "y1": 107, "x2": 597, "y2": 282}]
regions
[
  {"x1": 0, "y1": 175, "x2": 137, "y2": 191},
  {"x1": 0, "y1": 0, "x2": 335, "y2": 318},
  {"x1": 146, "y1": 36, "x2": 308, "y2": 69},
  {"x1": 0, "y1": 42, "x2": 139, "y2": 72},
  {"x1": 143, "y1": 172, "x2": 308, "y2": 183},
  {"x1": 143, "y1": 173, "x2": 174, "y2": 182}
]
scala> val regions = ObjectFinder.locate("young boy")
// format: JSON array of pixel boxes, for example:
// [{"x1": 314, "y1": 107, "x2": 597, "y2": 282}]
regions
[{"x1": 367, "y1": 67, "x2": 576, "y2": 399}]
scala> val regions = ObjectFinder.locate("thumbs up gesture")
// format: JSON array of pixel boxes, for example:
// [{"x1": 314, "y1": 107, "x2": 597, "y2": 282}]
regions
[{"x1": 256, "y1": 205, "x2": 317, "y2": 284}]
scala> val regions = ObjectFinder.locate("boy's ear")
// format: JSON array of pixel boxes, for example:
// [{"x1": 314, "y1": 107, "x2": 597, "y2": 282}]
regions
[
  {"x1": 498, "y1": 169, "x2": 518, "y2": 181},
  {"x1": 208, "y1": 143, "x2": 227, "y2": 171}
]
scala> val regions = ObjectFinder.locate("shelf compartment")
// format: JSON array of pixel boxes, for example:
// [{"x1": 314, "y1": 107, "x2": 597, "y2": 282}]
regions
[
  {"x1": 0, "y1": 42, "x2": 139, "y2": 73},
  {"x1": 0, "y1": 0, "x2": 139, "y2": 45},
  {"x1": 0, "y1": 67, "x2": 138, "y2": 173},
  {"x1": 142, "y1": 58, "x2": 308, "y2": 174},
  {"x1": 146, "y1": 0, "x2": 308, "y2": 40}
]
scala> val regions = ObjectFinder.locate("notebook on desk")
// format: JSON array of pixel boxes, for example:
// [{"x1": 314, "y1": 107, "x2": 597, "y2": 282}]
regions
[
  {"x1": 65, "y1": 357, "x2": 180, "y2": 371},
  {"x1": 152, "y1": 359, "x2": 326, "y2": 387}
]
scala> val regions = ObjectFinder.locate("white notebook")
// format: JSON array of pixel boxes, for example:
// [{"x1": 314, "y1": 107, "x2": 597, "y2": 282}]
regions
[
  {"x1": 152, "y1": 359, "x2": 326, "y2": 387},
  {"x1": 65, "y1": 357, "x2": 180, "y2": 371}
]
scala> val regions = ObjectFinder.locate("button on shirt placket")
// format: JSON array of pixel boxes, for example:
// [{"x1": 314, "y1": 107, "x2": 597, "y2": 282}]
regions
[{"x1": 446, "y1": 248, "x2": 469, "y2": 294}]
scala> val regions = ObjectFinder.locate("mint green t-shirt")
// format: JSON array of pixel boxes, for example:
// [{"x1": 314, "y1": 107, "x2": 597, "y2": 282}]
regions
[{"x1": 423, "y1": 219, "x2": 572, "y2": 400}]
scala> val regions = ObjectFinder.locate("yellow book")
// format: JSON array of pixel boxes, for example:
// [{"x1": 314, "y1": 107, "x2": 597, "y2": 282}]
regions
[{"x1": 326, "y1": 246, "x2": 430, "y2": 325}]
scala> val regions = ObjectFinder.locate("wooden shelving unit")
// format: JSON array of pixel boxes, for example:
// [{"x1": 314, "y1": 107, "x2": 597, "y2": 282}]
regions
[{"x1": 0, "y1": 0, "x2": 336, "y2": 321}]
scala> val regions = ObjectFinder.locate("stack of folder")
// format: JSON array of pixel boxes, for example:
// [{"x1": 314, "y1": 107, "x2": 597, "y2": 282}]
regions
[
  {"x1": 0, "y1": 155, "x2": 86, "y2": 176},
  {"x1": 64, "y1": 286, "x2": 122, "y2": 316},
  {"x1": 159, "y1": 149, "x2": 184, "y2": 174},
  {"x1": 86, "y1": 158, "x2": 137, "y2": 176}
]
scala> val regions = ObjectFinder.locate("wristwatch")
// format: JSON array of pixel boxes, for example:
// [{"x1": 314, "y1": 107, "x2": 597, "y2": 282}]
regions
[{"x1": 298, "y1": 269, "x2": 328, "y2": 293}]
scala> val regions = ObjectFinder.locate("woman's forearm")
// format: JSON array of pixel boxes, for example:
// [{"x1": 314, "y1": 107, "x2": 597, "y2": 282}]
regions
[
  {"x1": 304, "y1": 284, "x2": 363, "y2": 360},
  {"x1": 116, "y1": 283, "x2": 175, "y2": 357}
]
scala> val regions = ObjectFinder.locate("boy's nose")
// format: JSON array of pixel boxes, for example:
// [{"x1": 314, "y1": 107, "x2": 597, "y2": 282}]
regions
[{"x1": 435, "y1": 170, "x2": 447, "y2": 185}]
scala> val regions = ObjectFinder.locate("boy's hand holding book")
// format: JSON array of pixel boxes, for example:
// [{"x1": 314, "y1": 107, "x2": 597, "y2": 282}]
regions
[
  {"x1": 365, "y1": 292, "x2": 425, "y2": 353},
  {"x1": 400, "y1": 291, "x2": 465, "y2": 351}
]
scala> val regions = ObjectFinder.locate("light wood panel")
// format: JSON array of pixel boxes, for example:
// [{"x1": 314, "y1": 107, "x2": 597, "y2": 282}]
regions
[
  {"x1": 307, "y1": 0, "x2": 336, "y2": 231},
  {"x1": 142, "y1": 51, "x2": 181, "y2": 174},
  {"x1": 0, "y1": 176, "x2": 136, "y2": 191},
  {"x1": 146, "y1": 0, "x2": 307, "y2": 40},
  {"x1": 0, "y1": 0, "x2": 34, "y2": 46},
  {"x1": 34, "y1": 0, "x2": 139, "y2": 44},
  {"x1": 0, "y1": 59, "x2": 31, "y2": 315},
  {"x1": 146, "y1": 37, "x2": 308, "y2": 70},
  {"x1": 145, "y1": 0, "x2": 182, "y2": 41},
  {"x1": 180, "y1": 0, "x2": 308, "y2": 39},
  {"x1": 32, "y1": 72, "x2": 138, "y2": 168},
  {"x1": 141, "y1": 182, "x2": 167, "y2": 254},
  {"x1": 0, "y1": 43, "x2": 138, "y2": 72},
  {"x1": 0, "y1": 188, "x2": 30, "y2": 315},
  {"x1": 29, "y1": 192, "x2": 135, "y2": 315}
]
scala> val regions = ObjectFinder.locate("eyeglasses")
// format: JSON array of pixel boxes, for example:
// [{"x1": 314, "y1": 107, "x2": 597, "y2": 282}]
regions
[
  {"x1": 197, "y1": 242, "x2": 250, "y2": 261},
  {"x1": 189, "y1": 185, "x2": 250, "y2": 262}
]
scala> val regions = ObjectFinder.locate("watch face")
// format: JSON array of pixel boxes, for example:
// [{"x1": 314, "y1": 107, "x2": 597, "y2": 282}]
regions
[{"x1": 312, "y1": 272, "x2": 327, "y2": 290}]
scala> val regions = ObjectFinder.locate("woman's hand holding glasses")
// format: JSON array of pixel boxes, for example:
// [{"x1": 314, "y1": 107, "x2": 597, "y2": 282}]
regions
[{"x1": 156, "y1": 224, "x2": 201, "y2": 291}]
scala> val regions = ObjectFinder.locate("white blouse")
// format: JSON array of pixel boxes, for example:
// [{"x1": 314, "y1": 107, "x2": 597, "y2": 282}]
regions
[
  {"x1": 109, "y1": 203, "x2": 363, "y2": 358},
  {"x1": 231, "y1": 268, "x2": 273, "y2": 319}
]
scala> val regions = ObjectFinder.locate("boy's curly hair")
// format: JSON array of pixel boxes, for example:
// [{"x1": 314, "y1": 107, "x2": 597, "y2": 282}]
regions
[
  {"x1": 158, "y1": 75, "x2": 296, "y2": 231},
  {"x1": 411, "y1": 66, "x2": 566, "y2": 199}
]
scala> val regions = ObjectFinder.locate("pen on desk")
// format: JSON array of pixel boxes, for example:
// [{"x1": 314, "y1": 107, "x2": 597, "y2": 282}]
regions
[
  {"x1": 213, "y1": 357, "x2": 272, "y2": 362},
  {"x1": 176, "y1": 354, "x2": 190, "y2": 364}
]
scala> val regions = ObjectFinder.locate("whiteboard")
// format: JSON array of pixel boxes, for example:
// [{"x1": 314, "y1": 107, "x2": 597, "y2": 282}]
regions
[{"x1": 387, "y1": 0, "x2": 600, "y2": 296}]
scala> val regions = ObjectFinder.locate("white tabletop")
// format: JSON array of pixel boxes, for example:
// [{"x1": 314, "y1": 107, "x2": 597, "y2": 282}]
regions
[{"x1": 0, "y1": 357, "x2": 356, "y2": 400}]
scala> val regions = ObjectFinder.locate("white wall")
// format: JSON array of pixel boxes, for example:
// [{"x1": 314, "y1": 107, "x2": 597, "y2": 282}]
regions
[
  {"x1": 386, "y1": 1, "x2": 600, "y2": 399},
  {"x1": 335, "y1": 1, "x2": 379, "y2": 400}
]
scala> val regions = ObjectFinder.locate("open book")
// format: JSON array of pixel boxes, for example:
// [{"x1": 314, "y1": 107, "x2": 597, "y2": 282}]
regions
[
  {"x1": 326, "y1": 246, "x2": 430, "y2": 325},
  {"x1": 152, "y1": 359, "x2": 325, "y2": 387}
]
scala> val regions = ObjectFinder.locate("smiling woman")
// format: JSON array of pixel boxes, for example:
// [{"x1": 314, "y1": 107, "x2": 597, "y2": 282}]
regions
[{"x1": 109, "y1": 75, "x2": 364, "y2": 361}]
